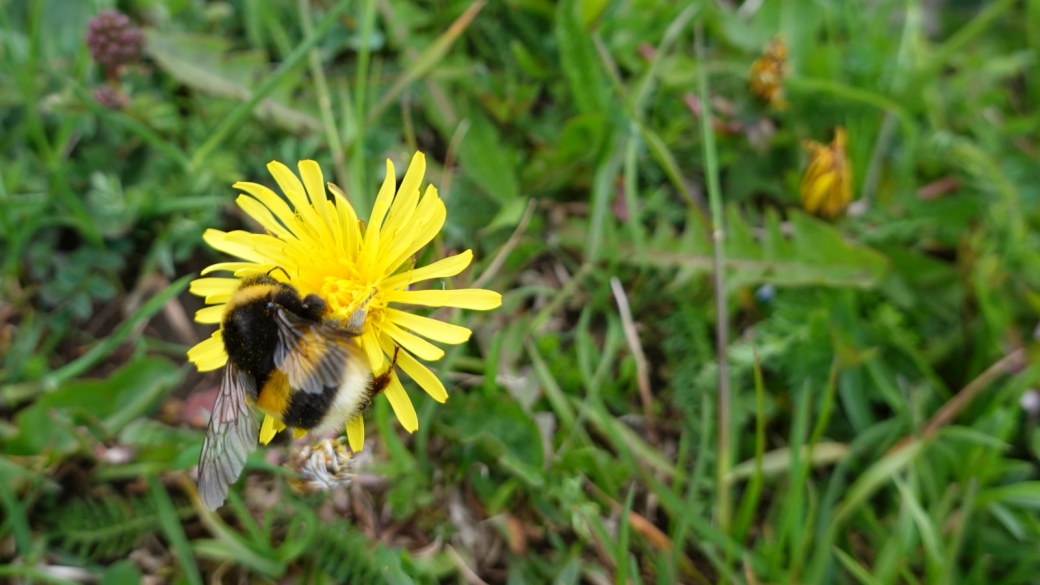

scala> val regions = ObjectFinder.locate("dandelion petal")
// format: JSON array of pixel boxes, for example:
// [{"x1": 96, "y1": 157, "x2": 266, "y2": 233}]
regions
[
  {"x1": 387, "y1": 289, "x2": 502, "y2": 310},
  {"x1": 386, "y1": 308, "x2": 471, "y2": 344},
  {"x1": 391, "y1": 344, "x2": 448, "y2": 403},
  {"x1": 259, "y1": 415, "x2": 285, "y2": 445},
  {"x1": 385, "y1": 322, "x2": 445, "y2": 361},
  {"x1": 381, "y1": 250, "x2": 472, "y2": 290},
  {"x1": 194, "y1": 304, "x2": 225, "y2": 324},
  {"x1": 233, "y1": 182, "x2": 299, "y2": 235},
  {"x1": 201, "y1": 262, "x2": 263, "y2": 276},
  {"x1": 346, "y1": 416, "x2": 365, "y2": 452},
  {"x1": 360, "y1": 330, "x2": 386, "y2": 371},
  {"x1": 202, "y1": 229, "x2": 267, "y2": 263},
  {"x1": 187, "y1": 331, "x2": 228, "y2": 371},
  {"x1": 384, "y1": 376, "x2": 418, "y2": 433},
  {"x1": 237, "y1": 195, "x2": 293, "y2": 238},
  {"x1": 190, "y1": 277, "x2": 240, "y2": 297}
]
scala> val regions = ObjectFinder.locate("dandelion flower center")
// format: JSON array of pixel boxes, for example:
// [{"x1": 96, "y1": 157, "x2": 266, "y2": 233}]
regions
[{"x1": 319, "y1": 275, "x2": 386, "y2": 331}]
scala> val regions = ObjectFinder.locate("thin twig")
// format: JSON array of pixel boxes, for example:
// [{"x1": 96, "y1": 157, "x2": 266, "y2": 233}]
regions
[
  {"x1": 471, "y1": 198, "x2": 536, "y2": 290},
  {"x1": 609, "y1": 277, "x2": 657, "y2": 444},
  {"x1": 890, "y1": 348, "x2": 1027, "y2": 454},
  {"x1": 162, "y1": 293, "x2": 199, "y2": 346}
]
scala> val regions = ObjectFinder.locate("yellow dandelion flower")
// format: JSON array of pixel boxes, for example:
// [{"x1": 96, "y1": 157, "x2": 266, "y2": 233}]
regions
[
  {"x1": 186, "y1": 152, "x2": 501, "y2": 451},
  {"x1": 800, "y1": 127, "x2": 853, "y2": 221},
  {"x1": 749, "y1": 35, "x2": 789, "y2": 110}
]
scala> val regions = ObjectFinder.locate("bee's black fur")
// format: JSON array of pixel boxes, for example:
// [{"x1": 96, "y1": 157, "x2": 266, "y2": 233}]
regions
[
  {"x1": 283, "y1": 386, "x2": 337, "y2": 428},
  {"x1": 221, "y1": 275, "x2": 328, "y2": 404}
]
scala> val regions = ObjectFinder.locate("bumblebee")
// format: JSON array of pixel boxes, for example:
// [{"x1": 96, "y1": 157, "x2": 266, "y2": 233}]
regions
[{"x1": 197, "y1": 274, "x2": 396, "y2": 510}]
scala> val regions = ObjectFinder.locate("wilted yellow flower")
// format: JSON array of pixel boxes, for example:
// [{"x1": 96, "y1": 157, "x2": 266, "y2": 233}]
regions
[
  {"x1": 289, "y1": 438, "x2": 356, "y2": 495},
  {"x1": 750, "y1": 35, "x2": 788, "y2": 110},
  {"x1": 800, "y1": 127, "x2": 853, "y2": 220},
  {"x1": 186, "y1": 152, "x2": 501, "y2": 451}
]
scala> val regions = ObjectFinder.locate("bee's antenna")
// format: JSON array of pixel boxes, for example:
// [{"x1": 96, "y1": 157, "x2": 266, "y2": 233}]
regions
[{"x1": 267, "y1": 266, "x2": 291, "y2": 281}]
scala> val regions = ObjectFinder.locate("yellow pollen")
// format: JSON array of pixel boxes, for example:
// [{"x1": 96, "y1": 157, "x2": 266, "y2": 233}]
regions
[
  {"x1": 320, "y1": 276, "x2": 387, "y2": 330},
  {"x1": 321, "y1": 276, "x2": 363, "y2": 318}
]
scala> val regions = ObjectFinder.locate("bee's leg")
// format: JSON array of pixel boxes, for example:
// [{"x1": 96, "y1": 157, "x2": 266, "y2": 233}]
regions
[
  {"x1": 344, "y1": 288, "x2": 379, "y2": 335},
  {"x1": 362, "y1": 345, "x2": 401, "y2": 409}
]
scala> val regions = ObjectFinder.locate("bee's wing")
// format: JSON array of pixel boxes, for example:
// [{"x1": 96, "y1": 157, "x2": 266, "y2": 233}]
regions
[
  {"x1": 197, "y1": 363, "x2": 258, "y2": 511},
  {"x1": 272, "y1": 307, "x2": 357, "y2": 394}
]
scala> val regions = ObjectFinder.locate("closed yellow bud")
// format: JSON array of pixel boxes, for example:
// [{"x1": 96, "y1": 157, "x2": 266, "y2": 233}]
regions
[
  {"x1": 800, "y1": 127, "x2": 853, "y2": 220},
  {"x1": 750, "y1": 35, "x2": 788, "y2": 110}
]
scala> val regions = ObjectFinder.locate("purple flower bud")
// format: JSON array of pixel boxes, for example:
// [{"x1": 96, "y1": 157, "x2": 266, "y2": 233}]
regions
[
  {"x1": 93, "y1": 85, "x2": 130, "y2": 110},
  {"x1": 86, "y1": 10, "x2": 144, "y2": 69}
]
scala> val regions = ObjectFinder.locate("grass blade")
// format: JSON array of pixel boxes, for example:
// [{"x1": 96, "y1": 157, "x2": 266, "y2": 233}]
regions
[
  {"x1": 148, "y1": 476, "x2": 203, "y2": 585},
  {"x1": 734, "y1": 349, "x2": 766, "y2": 542},
  {"x1": 0, "y1": 464, "x2": 32, "y2": 556},
  {"x1": 833, "y1": 547, "x2": 884, "y2": 585},
  {"x1": 367, "y1": 0, "x2": 486, "y2": 124}
]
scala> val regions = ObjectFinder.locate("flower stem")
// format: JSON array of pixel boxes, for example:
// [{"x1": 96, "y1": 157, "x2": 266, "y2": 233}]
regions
[{"x1": 695, "y1": 21, "x2": 732, "y2": 547}]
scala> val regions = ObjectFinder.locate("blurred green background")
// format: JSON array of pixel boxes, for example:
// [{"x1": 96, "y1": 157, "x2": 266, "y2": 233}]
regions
[{"x1": 3, "y1": 0, "x2": 1040, "y2": 583}]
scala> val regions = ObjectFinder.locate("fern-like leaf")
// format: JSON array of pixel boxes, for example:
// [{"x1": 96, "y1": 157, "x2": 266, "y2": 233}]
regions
[
  {"x1": 308, "y1": 521, "x2": 385, "y2": 584},
  {"x1": 46, "y1": 495, "x2": 193, "y2": 561},
  {"x1": 563, "y1": 206, "x2": 889, "y2": 290}
]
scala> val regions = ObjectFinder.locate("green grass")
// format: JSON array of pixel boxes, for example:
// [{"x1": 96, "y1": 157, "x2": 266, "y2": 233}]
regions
[{"x1": 3, "y1": 0, "x2": 1040, "y2": 582}]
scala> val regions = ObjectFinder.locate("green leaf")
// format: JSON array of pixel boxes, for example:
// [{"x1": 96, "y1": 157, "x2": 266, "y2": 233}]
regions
[
  {"x1": 3, "y1": 358, "x2": 181, "y2": 456},
  {"x1": 565, "y1": 207, "x2": 889, "y2": 289},
  {"x1": 976, "y1": 481, "x2": 1040, "y2": 510},
  {"x1": 457, "y1": 108, "x2": 519, "y2": 204},
  {"x1": 149, "y1": 477, "x2": 203, "y2": 585},
  {"x1": 833, "y1": 547, "x2": 884, "y2": 585},
  {"x1": 100, "y1": 562, "x2": 143, "y2": 585},
  {"x1": 892, "y1": 477, "x2": 944, "y2": 566},
  {"x1": 376, "y1": 548, "x2": 416, "y2": 585},
  {"x1": 442, "y1": 392, "x2": 545, "y2": 487},
  {"x1": 834, "y1": 439, "x2": 927, "y2": 526},
  {"x1": 554, "y1": 0, "x2": 609, "y2": 115}
]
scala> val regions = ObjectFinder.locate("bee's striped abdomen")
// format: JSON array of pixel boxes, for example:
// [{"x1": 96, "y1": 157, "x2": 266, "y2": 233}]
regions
[{"x1": 283, "y1": 385, "x2": 339, "y2": 429}]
